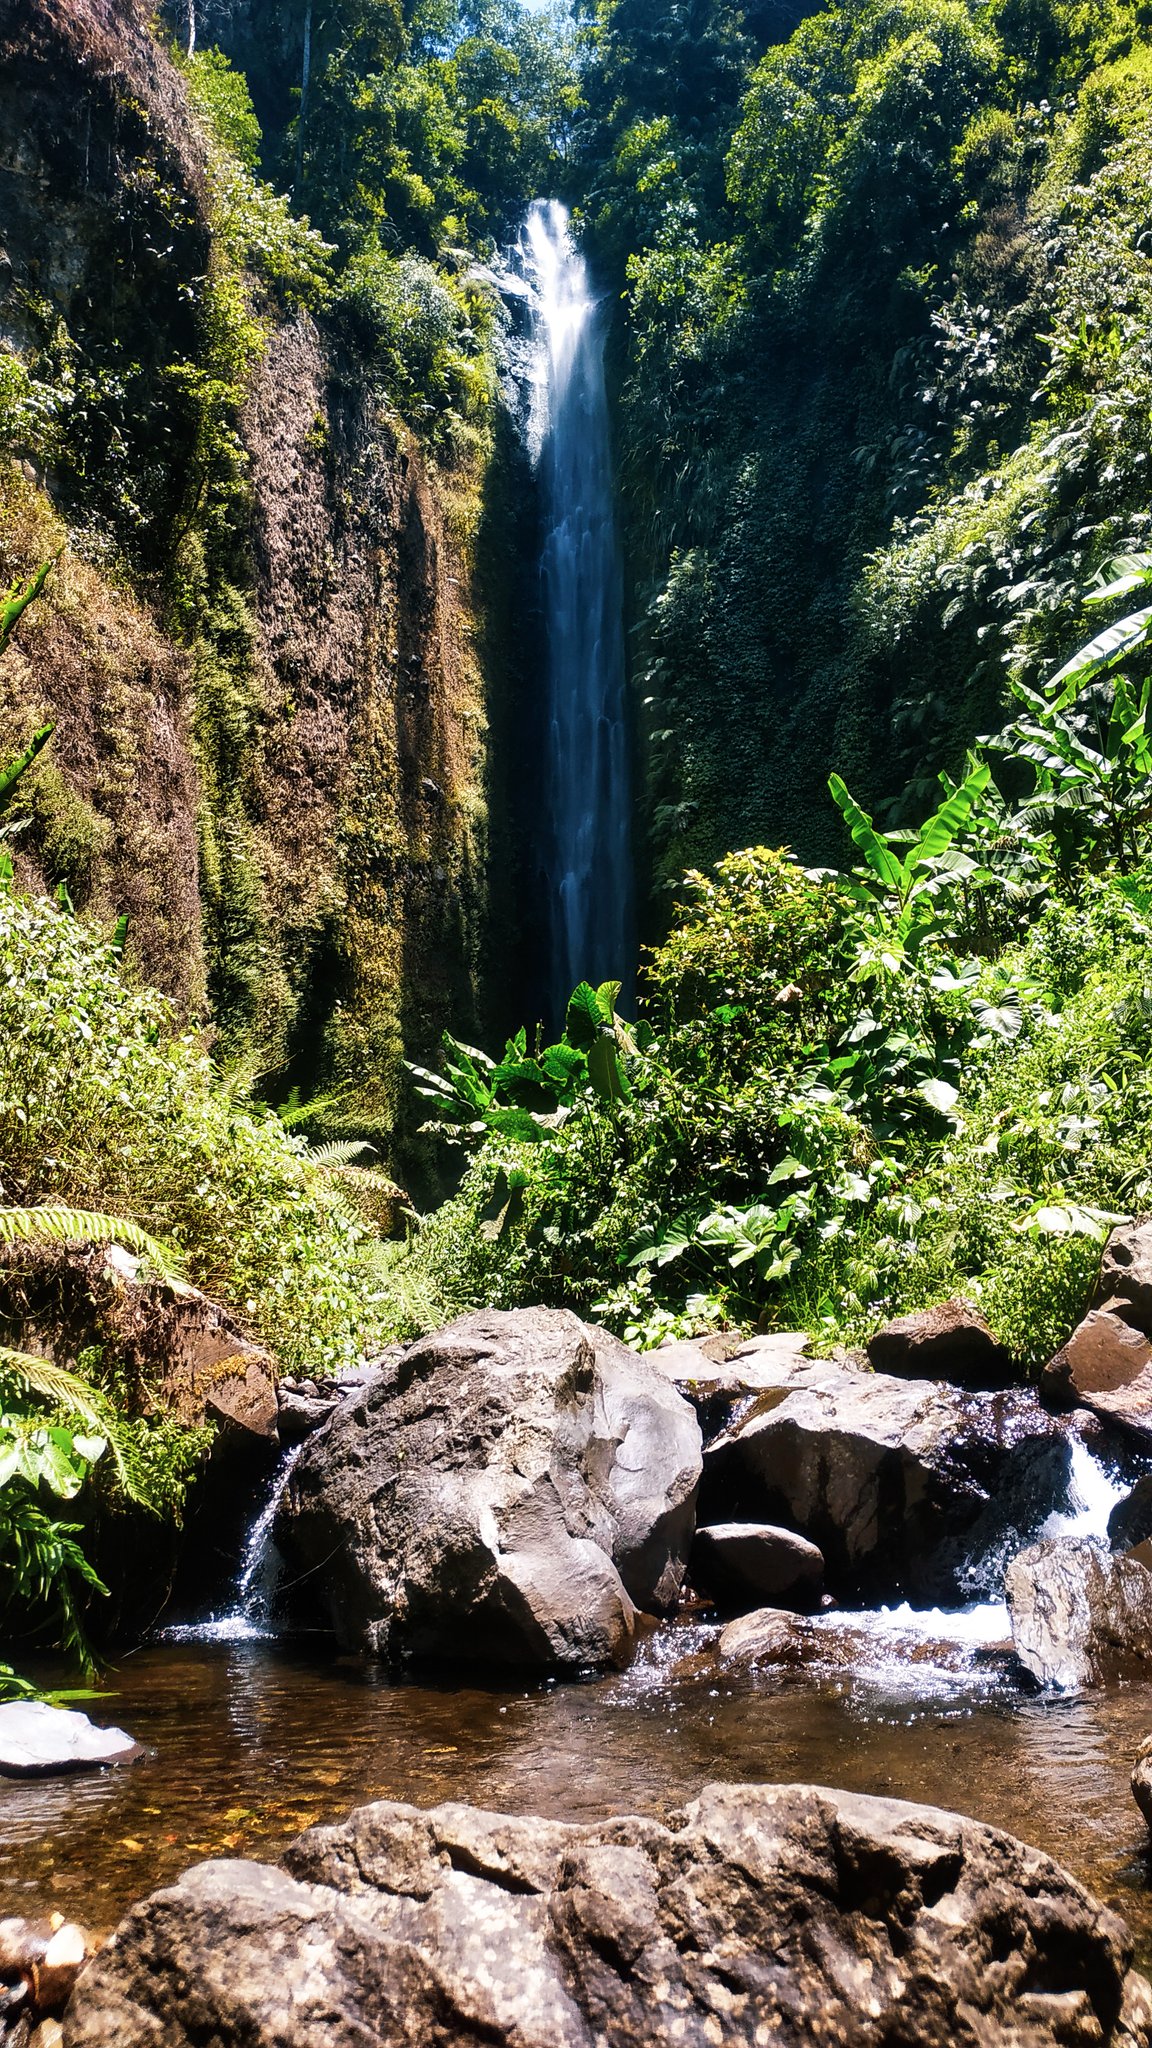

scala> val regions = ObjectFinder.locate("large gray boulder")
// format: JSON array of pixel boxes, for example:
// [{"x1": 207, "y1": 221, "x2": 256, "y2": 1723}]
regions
[
  {"x1": 63, "y1": 1784, "x2": 1152, "y2": 2047},
  {"x1": 274, "y1": 1308, "x2": 702, "y2": 1671},
  {"x1": 1005, "y1": 1536, "x2": 1152, "y2": 1689},
  {"x1": 1094, "y1": 1220, "x2": 1152, "y2": 1333},
  {"x1": 701, "y1": 1352, "x2": 1068, "y2": 1602}
]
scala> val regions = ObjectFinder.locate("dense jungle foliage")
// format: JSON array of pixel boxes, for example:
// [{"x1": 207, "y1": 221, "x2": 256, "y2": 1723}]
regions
[
  {"x1": 405, "y1": 562, "x2": 1152, "y2": 1358},
  {"x1": 12, "y1": 0, "x2": 1152, "y2": 1684},
  {"x1": 581, "y1": 0, "x2": 1152, "y2": 901}
]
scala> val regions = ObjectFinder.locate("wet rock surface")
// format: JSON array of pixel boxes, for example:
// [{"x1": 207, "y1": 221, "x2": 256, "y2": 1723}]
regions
[
  {"x1": 648, "y1": 1331, "x2": 813, "y2": 1441},
  {"x1": 1043, "y1": 1311, "x2": 1152, "y2": 1442},
  {"x1": 0, "y1": 1705, "x2": 140, "y2": 1779},
  {"x1": 701, "y1": 1352, "x2": 1069, "y2": 1602},
  {"x1": 1095, "y1": 1221, "x2": 1152, "y2": 1334},
  {"x1": 867, "y1": 1298, "x2": 1012, "y2": 1389},
  {"x1": 275, "y1": 1308, "x2": 702, "y2": 1670},
  {"x1": 62, "y1": 1781, "x2": 1152, "y2": 2047},
  {"x1": 690, "y1": 1520, "x2": 823, "y2": 1612},
  {"x1": 1133, "y1": 1735, "x2": 1152, "y2": 1833},
  {"x1": 716, "y1": 1604, "x2": 815, "y2": 1664},
  {"x1": 1006, "y1": 1536, "x2": 1152, "y2": 1689},
  {"x1": 1111, "y1": 1474, "x2": 1152, "y2": 1551}
]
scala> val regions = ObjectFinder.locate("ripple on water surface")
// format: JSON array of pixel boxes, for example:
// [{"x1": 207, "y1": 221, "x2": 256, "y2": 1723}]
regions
[{"x1": 2, "y1": 1624, "x2": 1151, "y2": 1959}]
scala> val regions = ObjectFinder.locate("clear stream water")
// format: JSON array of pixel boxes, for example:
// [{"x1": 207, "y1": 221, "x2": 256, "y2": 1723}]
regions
[
  {"x1": 519, "y1": 199, "x2": 634, "y2": 1015},
  {"x1": 5, "y1": 1440, "x2": 1152, "y2": 1955}
]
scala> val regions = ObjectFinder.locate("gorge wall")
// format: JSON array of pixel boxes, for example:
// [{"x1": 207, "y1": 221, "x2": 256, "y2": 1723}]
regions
[{"x1": 0, "y1": 0, "x2": 525, "y2": 1166}]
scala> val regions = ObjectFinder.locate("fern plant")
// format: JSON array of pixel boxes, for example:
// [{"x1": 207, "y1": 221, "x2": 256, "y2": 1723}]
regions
[
  {"x1": 0, "y1": 1200, "x2": 179, "y2": 1682},
  {"x1": 0, "y1": 1204, "x2": 174, "y2": 1271}
]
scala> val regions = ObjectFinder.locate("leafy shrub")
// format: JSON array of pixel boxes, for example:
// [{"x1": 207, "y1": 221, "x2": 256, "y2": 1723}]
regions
[
  {"x1": 336, "y1": 242, "x2": 496, "y2": 431},
  {"x1": 408, "y1": 574, "x2": 1152, "y2": 1367},
  {"x1": 0, "y1": 890, "x2": 375, "y2": 1370}
]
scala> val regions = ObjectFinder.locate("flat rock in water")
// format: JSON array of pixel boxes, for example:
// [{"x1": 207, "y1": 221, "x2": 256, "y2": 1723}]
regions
[
  {"x1": 1042, "y1": 1311, "x2": 1152, "y2": 1441},
  {"x1": 64, "y1": 1782, "x2": 1152, "y2": 2046},
  {"x1": 691, "y1": 1520, "x2": 823, "y2": 1611},
  {"x1": 0, "y1": 1702, "x2": 141, "y2": 1777},
  {"x1": 701, "y1": 1352, "x2": 1069, "y2": 1603},
  {"x1": 275, "y1": 1307, "x2": 702, "y2": 1671},
  {"x1": 867, "y1": 1297, "x2": 1012, "y2": 1389},
  {"x1": 1005, "y1": 1535, "x2": 1152, "y2": 1689},
  {"x1": 716, "y1": 1604, "x2": 814, "y2": 1663}
]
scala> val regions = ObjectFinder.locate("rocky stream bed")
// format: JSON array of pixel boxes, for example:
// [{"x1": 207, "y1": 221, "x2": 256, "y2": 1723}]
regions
[{"x1": 11, "y1": 1242, "x2": 1152, "y2": 2040}]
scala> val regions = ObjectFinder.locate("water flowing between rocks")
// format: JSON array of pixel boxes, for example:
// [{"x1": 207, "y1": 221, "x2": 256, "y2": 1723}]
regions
[{"x1": 6, "y1": 1437, "x2": 1152, "y2": 1953}]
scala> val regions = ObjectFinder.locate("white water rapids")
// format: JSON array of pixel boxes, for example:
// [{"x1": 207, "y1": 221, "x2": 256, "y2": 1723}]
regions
[{"x1": 519, "y1": 199, "x2": 633, "y2": 1017}]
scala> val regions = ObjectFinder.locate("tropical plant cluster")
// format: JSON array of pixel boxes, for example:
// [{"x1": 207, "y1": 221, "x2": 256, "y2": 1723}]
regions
[
  {"x1": 574, "y1": 0, "x2": 1152, "y2": 896},
  {"x1": 405, "y1": 571, "x2": 1152, "y2": 1363}
]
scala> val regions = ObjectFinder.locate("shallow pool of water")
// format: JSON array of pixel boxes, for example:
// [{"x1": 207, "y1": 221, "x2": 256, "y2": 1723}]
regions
[{"x1": 4, "y1": 1622, "x2": 1152, "y2": 1959}]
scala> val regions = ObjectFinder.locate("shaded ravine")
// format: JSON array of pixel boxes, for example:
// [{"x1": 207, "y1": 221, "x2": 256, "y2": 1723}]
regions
[{"x1": 519, "y1": 200, "x2": 634, "y2": 1017}]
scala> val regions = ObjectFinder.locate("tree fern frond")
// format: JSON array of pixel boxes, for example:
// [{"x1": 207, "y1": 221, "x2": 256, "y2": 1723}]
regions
[
  {"x1": 0, "y1": 1206, "x2": 177, "y2": 1275},
  {"x1": 327, "y1": 1165, "x2": 406, "y2": 1197},
  {"x1": 306, "y1": 1139, "x2": 379, "y2": 1168},
  {"x1": 0, "y1": 1345, "x2": 107, "y2": 1429}
]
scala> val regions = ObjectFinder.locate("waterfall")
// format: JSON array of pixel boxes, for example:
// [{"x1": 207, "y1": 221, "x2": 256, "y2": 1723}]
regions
[
  {"x1": 162, "y1": 1441, "x2": 304, "y2": 1644},
  {"x1": 1039, "y1": 1435, "x2": 1127, "y2": 1542},
  {"x1": 520, "y1": 199, "x2": 634, "y2": 1018}
]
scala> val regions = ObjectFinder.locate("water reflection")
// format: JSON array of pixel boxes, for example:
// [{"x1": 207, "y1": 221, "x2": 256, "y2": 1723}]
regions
[{"x1": 2, "y1": 1634, "x2": 1151, "y2": 1962}]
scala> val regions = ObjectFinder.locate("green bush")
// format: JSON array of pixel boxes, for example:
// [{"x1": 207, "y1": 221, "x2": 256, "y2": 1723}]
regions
[{"x1": 0, "y1": 890, "x2": 376, "y2": 1370}]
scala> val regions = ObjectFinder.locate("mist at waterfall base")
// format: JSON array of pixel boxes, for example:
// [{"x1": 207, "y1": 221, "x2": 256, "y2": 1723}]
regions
[{"x1": 517, "y1": 200, "x2": 634, "y2": 1023}]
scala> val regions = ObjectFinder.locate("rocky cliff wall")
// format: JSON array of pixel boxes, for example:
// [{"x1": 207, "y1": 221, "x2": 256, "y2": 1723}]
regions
[{"x1": 0, "y1": 0, "x2": 515, "y2": 1166}]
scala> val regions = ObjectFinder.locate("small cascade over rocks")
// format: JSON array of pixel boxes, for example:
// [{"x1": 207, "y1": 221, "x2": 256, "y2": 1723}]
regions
[
  {"x1": 516, "y1": 200, "x2": 634, "y2": 1017},
  {"x1": 163, "y1": 1441, "x2": 306, "y2": 1644}
]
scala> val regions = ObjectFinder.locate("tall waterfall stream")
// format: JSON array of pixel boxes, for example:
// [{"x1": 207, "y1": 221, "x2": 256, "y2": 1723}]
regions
[{"x1": 519, "y1": 200, "x2": 634, "y2": 1014}]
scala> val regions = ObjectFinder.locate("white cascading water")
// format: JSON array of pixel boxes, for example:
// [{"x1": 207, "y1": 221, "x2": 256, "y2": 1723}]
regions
[
  {"x1": 798, "y1": 1439, "x2": 1130, "y2": 1690},
  {"x1": 521, "y1": 200, "x2": 634, "y2": 1016},
  {"x1": 162, "y1": 1441, "x2": 305, "y2": 1644}
]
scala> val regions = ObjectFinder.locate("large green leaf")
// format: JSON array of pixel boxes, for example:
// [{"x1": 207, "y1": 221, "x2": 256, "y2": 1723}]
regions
[
  {"x1": 1084, "y1": 556, "x2": 1152, "y2": 607},
  {"x1": 588, "y1": 1034, "x2": 628, "y2": 1104},
  {"x1": 1049, "y1": 604, "x2": 1152, "y2": 708},
  {"x1": 565, "y1": 981, "x2": 612, "y2": 1050},
  {"x1": 911, "y1": 760, "x2": 991, "y2": 870},
  {"x1": 0, "y1": 725, "x2": 53, "y2": 815},
  {"x1": 828, "y1": 774, "x2": 903, "y2": 890}
]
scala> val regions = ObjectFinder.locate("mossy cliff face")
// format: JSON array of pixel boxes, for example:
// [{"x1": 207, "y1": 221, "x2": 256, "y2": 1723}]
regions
[{"x1": 0, "y1": 0, "x2": 507, "y2": 1163}]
